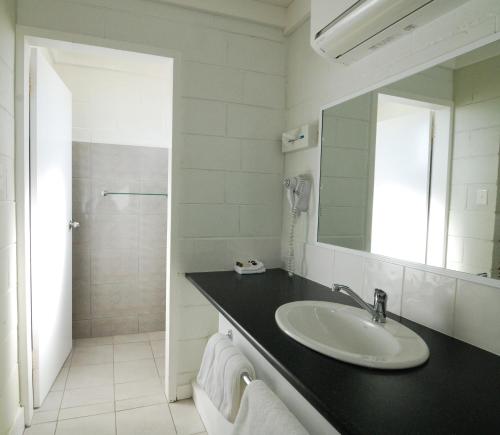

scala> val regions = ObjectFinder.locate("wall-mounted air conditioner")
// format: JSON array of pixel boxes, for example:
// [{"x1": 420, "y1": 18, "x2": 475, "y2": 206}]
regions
[{"x1": 311, "y1": 0, "x2": 468, "y2": 64}]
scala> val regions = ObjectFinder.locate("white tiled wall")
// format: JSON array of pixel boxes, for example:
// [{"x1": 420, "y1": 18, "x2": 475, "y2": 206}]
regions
[
  {"x1": 54, "y1": 61, "x2": 172, "y2": 148},
  {"x1": 17, "y1": 0, "x2": 286, "y2": 399},
  {"x1": 72, "y1": 142, "x2": 169, "y2": 338},
  {"x1": 283, "y1": 0, "x2": 500, "y2": 357},
  {"x1": 0, "y1": 1, "x2": 23, "y2": 434}
]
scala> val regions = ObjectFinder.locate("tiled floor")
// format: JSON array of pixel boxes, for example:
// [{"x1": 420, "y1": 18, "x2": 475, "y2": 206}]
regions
[{"x1": 25, "y1": 332, "x2": 206, "y2": 435}]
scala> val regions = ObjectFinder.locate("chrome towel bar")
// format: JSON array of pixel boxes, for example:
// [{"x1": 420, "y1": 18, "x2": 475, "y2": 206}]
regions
[
  {"x1": 225, "y1": 330, "x2": 254, "y2": 386},
  {"x1": 101, "y1": 190, "x2": 168, "y2": 197}
]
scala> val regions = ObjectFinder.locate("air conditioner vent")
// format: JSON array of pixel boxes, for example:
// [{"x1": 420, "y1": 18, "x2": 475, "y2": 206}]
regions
[{"x1": 311, "y1": 0, "x2": 468, "y2": 64}]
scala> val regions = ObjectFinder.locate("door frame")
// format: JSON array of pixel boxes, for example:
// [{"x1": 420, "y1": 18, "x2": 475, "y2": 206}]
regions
[{"x1": 15, "y1": 27, "x2": 182, "y2": 425}]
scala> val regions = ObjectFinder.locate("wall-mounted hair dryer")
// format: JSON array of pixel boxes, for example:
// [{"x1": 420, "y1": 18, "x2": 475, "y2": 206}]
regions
[
  {"x1": 284, "y1": 175, "x2": 312, "y2": 277},
  {"x1": 284, "y1": 175, "x2": 312, "y2": 214}
]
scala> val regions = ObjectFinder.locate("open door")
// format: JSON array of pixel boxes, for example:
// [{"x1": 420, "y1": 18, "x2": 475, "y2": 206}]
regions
[
  {"x1": 371, "y1": 95, "x2": 433, "y2": 264},
  {"x1": 30, "y1": 48, "x2": 73, "y2": 407}
]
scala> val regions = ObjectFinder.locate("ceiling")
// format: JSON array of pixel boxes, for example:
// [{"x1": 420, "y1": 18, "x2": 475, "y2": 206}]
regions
[
  {"x1": 256, "y1": 0, "x2": 294, "y2": 6},
  {"x1": 154, "y1": 0, "x2": 309, "y2": 33}
]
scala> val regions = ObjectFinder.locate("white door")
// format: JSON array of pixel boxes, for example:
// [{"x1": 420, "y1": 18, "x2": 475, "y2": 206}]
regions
[
  {"x1": 30, "y1": 48, "x2": 73, "y2": 407},
  {"x1": 371, "y1": 104, "x2": 432, "y2": 264}
]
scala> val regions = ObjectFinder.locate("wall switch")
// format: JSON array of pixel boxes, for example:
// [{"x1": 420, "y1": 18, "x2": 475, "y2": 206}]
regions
[{"x1": 476, "y1": 189, "x2": 488, "y2": 206}]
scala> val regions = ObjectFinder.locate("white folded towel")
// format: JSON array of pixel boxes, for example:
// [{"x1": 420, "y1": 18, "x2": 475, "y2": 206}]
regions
[
  {"x1": 233, "y1": 380, "x2": 309, "y2": 435},
  {"x1": 197, "y1": 333, "x2": 255, "y2": 422}
]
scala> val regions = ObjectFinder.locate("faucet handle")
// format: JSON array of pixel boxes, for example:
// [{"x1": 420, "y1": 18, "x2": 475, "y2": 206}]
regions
[
  {"x1": 374, "y1": 288, "x2": 387, "y2": 301},
  {"x1": 373, "y1": 289, "x2": 387, "y2": 322}
]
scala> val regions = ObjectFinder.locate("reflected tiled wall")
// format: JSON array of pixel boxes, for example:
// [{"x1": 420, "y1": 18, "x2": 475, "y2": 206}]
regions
[{"x1": 72, "y1": 142, "x2": 168, "y2": 338}]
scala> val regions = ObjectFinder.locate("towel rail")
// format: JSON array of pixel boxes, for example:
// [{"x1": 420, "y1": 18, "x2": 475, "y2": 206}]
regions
[
  {"x1": 241, "y1": 372, "x2": 253, "y2": 385},
  {"x1": 226, "y1": 330, "x2": 254, "y2": 386},
  {"x1": 101, "y1": 190, "x2": 168, "y2": 197}
]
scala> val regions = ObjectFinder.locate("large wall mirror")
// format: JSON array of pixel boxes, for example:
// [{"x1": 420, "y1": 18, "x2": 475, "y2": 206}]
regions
[{"x1": 318, "y1": 39, "x2": 500, "y2": 280}]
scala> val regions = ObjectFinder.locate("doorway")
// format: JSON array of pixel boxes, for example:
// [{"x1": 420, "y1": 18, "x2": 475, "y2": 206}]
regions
[
  {"x1": 371, "y1": 93, "x2": 452, "y2": 266},
  {"x1": 18, "y1": 34, "x2": 177, "y2": 425}
]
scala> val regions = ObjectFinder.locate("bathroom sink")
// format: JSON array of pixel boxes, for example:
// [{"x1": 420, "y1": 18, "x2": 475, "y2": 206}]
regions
[{"x1": 275, "y1": 301, "x2": 429, "y2": 369}]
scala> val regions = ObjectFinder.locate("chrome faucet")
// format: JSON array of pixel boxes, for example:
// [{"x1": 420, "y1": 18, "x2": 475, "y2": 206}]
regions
[{"x1": 332, "y1": 284, "x2": 387, "y2": 323}]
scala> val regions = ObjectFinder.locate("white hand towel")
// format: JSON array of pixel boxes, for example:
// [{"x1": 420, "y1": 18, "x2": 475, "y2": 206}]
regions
[
  {"x1": 197, "y1": 333, "x2": 229, "y2": 387},
  {"x1": 233, "y1": 380, "x2": 309, "y2": 435},
  {"x1": 197, "y1": 333, "x2": 255, "y2": 422}
]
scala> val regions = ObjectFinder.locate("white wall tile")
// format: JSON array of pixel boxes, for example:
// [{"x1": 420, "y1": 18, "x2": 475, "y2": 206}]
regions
[
  {"x1": 363, "y1": 259, "x2": 404, "y2": 315},
  {"x1": 182, "y1": 98, "x2": 226, "y2": 136},
  {"x1": 402, "y1": 269, "x2": 456, "y2": 335},
  {"x1": 179, "y1": 169, "x2": 225, "y2": 204},
  {"x1": 454, "y1": 280, "x2": 500, "y2": 355},
  {"x1": 181, "y1": 135, "x2": 241, "y2": 171},
  {"x1": 227, "y1": 104, "x2": 284, "y2": 140},
  {"x1": 332, "y1": 251, "x2": 365, "y2": 293},
  {"x1": 0, "y1": 107, "x2": 14, "y2": 158},
  {"x1": 226, "y1": 237, "x2": 282, "y2": 268},
  {"x1": 239, "y1": 205, "x2": 282, "y2": 237},
  {"x1": 180, "y1": 205, "x2": 239, "y2": 237},
  {"x1": 243, "y1": 72, "x2": 285, "y2": 109},
  {"x1": 178, "y1": 305, "x2": 218, "y2": 340},
  {"x1": 0, "y1": 60, "x2": 14, "y2": 115},
  {"x1": 227, "y1": 34, "x2": 285, "y2": 75},
  {"x1": 300, "y1": 244, "x2": 334, "y2": 288},
  {"x1": 179, "y1": 238, "x2": 230, "y2": 272},
  {"x1": 177, "y1": 338, "x2": 208, "y2": 373},
  {"x1": 225, "y1": 172, "x2": 282, "y2": 205},
  {"x1": 177, "y1": 278, "x2": 210, "y2": 307},
  {"x1": 240, "y1": 140, "x2": 282, "y2": 174},
  {"x1": 183, "y1": 62, "x2": 243, "y2": 102}
]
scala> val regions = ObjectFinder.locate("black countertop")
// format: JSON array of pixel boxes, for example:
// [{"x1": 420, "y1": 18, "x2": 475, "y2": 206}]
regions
[{"x1": 186, "y1": 269, "x2": 500, "y2": 435}]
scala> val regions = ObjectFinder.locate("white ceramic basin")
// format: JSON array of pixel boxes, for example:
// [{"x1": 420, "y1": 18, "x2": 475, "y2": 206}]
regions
[{"x1": 275, "y1": 301, "x2": 429, "y2": 369}]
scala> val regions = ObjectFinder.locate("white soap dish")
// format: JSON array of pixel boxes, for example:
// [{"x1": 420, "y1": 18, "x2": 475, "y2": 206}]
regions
[{"x1": 234, "y1": 260, "x2": 266, "y2": 275}]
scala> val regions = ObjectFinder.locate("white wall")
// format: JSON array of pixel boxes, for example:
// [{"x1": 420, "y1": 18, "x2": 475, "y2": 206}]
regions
[
  {"x1": 0, "y1": 0, "x2": 24, "y2": 434},
  {"x1": 283, "y1": 0, "x2": 500, "y2": 357},
  {"x1": 17, "y1": 0, "x2": 286, "y2": 400},
  {"x1": 53, "y1": 56, "x2": 172, "y2": 148}
]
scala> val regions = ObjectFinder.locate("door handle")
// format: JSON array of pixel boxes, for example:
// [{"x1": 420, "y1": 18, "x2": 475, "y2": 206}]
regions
[{"x1": 69, "y1": 220, "x2": 80, "y2": 230}]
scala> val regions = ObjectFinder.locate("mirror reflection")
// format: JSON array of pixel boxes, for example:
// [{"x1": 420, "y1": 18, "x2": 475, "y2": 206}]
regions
[{"x1": 318, "y1": 40, "x2": 500, "y2": 280}]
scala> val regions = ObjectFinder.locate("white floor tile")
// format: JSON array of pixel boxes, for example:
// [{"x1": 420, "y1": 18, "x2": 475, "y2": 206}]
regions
[
  {"x1": 114, "y1": 359, "x2": 159, "y2": 384},
  {"x1": 74, "y1": 337, "x2": 113, "y2": 347},
  {"x1": 50, "y1": 367, "x2": 69, "y2": 392},
  {"x1": 113, "y1": 333, "x2": 149, "y2": 344},
  {"x1": 150, "y1": 340, "x2": 165, "y2": 358},
  {"x1": 31, "y1": 411, "x2": 58, "y2": 425},
  {"x1": 116, "y1": 404, "x2": 176, "y2": 435},
  {"x1": 55, "y1": 413, "x2": 115, "y2": 435},
  {"x1": 114, "y1": 342, "x2": 153, "y2": 362},
  {"x1": 58, "y1": 402, "x2": 115, "y2": 420},
  {"x1": 154, "y1": 358, "x2": 165, "y2": 377},
  {"x1": 147, "y1": 331, "x2": 165, "y2": 341},
  {"x1": 61, "y1": 384, "x2": 114, "y2": 408},
  {"x1": 63, "y1": 353, "x2": 72, "y2": 368},
  {"x1": 23, "y1": 422, "x2": 56, "y2": 435},
  {"x1": 114, "y1": 378, "x2": 164, "y2": 401},
  {"x1": 169, "y1": 399, "x2": 206, "y2": 435},
  {"x1": 71, "y1": 345, "x2": 113, "y2": 366},
  {"x1": 66, "y1": 363, "x2": 113, "y2": 390},
  {"x1": 35, "y1": 391, "x2": 63, "y2": 413},
  {"x1": 115, "y1": 394, "x2": 166, "y2": 412}
]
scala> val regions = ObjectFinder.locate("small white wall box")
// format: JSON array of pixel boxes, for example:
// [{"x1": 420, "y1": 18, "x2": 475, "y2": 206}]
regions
[{"x1": 282, "y1": 123, "x2": 318, "y2": 153}]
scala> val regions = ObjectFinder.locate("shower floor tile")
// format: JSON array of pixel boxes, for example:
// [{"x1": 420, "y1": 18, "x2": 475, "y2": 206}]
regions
[{"x1": 25, "y1": 331, "x2": 206, "y2": 435}]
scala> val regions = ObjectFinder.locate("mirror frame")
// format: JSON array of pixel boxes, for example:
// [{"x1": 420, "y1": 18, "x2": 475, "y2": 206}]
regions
[{"x1": 314, "y1": 32, "x2": 500, "y2": 289}]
